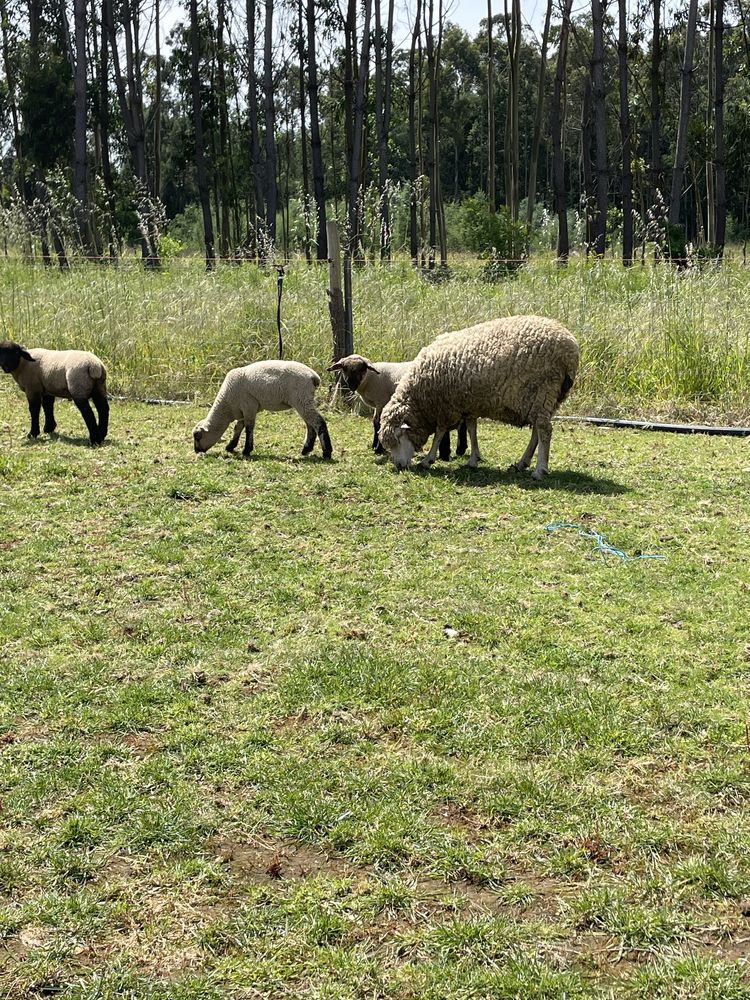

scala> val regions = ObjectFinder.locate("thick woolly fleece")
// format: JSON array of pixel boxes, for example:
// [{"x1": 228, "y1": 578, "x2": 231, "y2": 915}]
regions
[
  {"x1": 193, "y1": 359, "x2": 332, "y2": 457},
  {"x1": 378, "y1": 315, "x2": 579, "y2": 471}
]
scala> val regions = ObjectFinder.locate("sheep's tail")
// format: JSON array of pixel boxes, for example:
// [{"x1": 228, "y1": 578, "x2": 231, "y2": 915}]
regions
[
  {"x1": 88, "y1": 359, "x2": 106, "y2": 384},
  {"x1": 310, "y1": 372, "x2": 321, "y2": 389}
]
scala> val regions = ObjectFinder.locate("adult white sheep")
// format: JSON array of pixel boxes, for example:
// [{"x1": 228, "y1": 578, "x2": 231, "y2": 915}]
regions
[
  {"x1": 0, "y1": 340, "x2": 109, "y2": 445},
  {"x1": 192, "y1": 360, "x2": 333, "y2": 459},
  {"x1": 327, "y1": 353, "x2": 467, "y2": 459},
  {"x1": 378, "y1": 315, "x2": 579, "y2": 478}
]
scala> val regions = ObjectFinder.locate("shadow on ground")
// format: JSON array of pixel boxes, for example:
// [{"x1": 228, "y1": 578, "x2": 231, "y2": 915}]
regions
[{"x1": 419, "y1": 463, "x2": 629, "y2": 496}]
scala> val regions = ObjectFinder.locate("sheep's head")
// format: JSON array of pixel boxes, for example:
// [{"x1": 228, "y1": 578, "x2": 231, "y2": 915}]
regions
[
  {"x1": 379, "y1": 402, "x2": 423, "y2": 470},
  {"x1": 327, "y1": 355, "x2": 379, "y2": 394},
  {"x1": 0, "y1": 341, "x2": 34, "y2": 374},
  {"x1": 192, "y1": 422, "x2": 218, "y2": 453}
]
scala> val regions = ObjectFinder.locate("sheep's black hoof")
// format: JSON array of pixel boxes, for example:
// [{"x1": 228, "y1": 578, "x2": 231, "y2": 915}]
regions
[
  {"x1": 455, "y1": 443, "x2": 468, "y2": 457},
  {"x1": 44, "y1": 424, "x2": 57, "y2": 435},
  {"x1": 322, "y1": 449, "x2": 333, "y2": 460},
  {"x1": 373, "y1": 442, "x2": 384, "y2": 454},
  {"x1": 225, "y1": 442, "x2": 238, "y2": 453},
  {"x1": 301, "y1": 444, "x2": 314, "y2": 455}
]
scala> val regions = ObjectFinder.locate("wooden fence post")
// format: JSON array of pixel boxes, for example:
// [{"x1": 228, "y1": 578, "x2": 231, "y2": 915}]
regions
[{"x1": 327, "y1": 221, "x2": 347, "y2": 361}]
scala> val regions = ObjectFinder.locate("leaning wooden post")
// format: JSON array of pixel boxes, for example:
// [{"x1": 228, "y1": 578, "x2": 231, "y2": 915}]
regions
[{"x1": 327, "y1": 221, "x2": 347, "y2": 361}]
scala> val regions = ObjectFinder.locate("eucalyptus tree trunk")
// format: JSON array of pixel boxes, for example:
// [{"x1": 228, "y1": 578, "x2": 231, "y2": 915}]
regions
[
  {"x1": 105, "y1": 0, "x2": 159, "y2": 266},
  {"x1": 526, "y1": 0, "x2": 552, "y2": 231},
  {"x1": 649, "y1": 0, "x2": 663, "y2": 209},
  {"x1": 297, "y1": 0, "x2": 311, "y2": 262},
  {"x1": 425, "y1": 0, "x2": 437, "y2": 263},
  {"x1": 0, "y1": 0, "x2": 23, "y2": 189},
  {"x1": 486, "y1": 0, "x2": 496, "y2": 212},
  {"x1": 714, "y1": 0, "x2": 726, "y2": 249},
  {"x1": 154, "y1": 0, "x2": 161, "y2": 202},
  {"x1": 347, "y1": 0, "x2": 373, "y2": 260},
  {"x1": 591, "y1": 0, "x2": 608, "y2": 256},
  {"x1": 408, "y1": 0, "x2": 422, "y2": 265},
  {"x1": 98, "y1": 0, "x2": 117, "y2": 255},
  {"x1": 306, "y1": 0, "x2": 327, "y2": 258},
  {"x1": 668, "y1": 0, "x2": 698, "y2": 226},
  {"x1": 503, "y1": 0, "x2": 520, "y2": 220},
  {"x1": 706, "y1": 0, "x2": 715, "y2": 245},
  {"x1": 375, "y1": 0, "x2": 395, "y2": 259},
  {"x1": 73, "y1": 0, "x2": 90, "y2": 252},
  {"x1": 551, "y1": 0, "x2": 573, "y2": 262},
  {"x1": 217, "y1": 0, "x2": 232, "y2": 257},
  {"x1": 189, "y1": 0, "x2": 215, "y2": 269},
  {"x1": 263, "y1": 0, "x2": 277, "y2": 245},
  {"x1": 618, "y1": 0, "x2": 633, "y2": 264},
  {"x1": 581, "y1": 76, "x2": 595, "y2": 251},
  {"x1": 246, "y1": 0, "x2": 264, "y2": 252}
]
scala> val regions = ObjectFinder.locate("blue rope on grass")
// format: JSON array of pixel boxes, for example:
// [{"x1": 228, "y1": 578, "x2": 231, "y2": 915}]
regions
[{"x1": 545, "y1": 521, "x2": 665, "y2": 561}]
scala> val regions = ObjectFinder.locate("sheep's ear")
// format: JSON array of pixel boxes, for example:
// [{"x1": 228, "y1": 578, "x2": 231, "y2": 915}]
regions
[
  {"x1": 365, "y1": 363, "x2": 380, "y2": 374},
  {"x1": 327, "y1": 362, "x2": 343, "y2": 372},
  {"x1": 19, "y1": 348, "x2": 35, "y2": 362}
]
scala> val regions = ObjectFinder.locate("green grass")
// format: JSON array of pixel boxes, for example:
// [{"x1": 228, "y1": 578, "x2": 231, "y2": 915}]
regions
[
  {"x1": 1, "y1": 390, "x2": 750, "y2": 997},
  {"x1": 1, "y1": 252, "x2": 750, "y2": 418}
]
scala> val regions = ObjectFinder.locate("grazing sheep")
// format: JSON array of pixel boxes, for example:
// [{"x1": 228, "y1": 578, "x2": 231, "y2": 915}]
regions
[
  {"x1": 378, "y1": 315, "x2": 579, "y2": 478},
  {"x1": 328, "y1": 353, "x2": 467, "y2": 459},
  {"x1": 193, "y1": 360, "x2": 332, "y2": 459},
  {"x1": 0, "y1": 340, "x2": 109, "y2": 445}
]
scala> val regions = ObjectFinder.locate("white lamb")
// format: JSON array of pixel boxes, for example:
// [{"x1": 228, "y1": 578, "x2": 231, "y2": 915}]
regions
[
  {"x1": 192, "y1": 360, "x2": 332, "y2": 459},
  {"x1": 328, "y1": 353, "x2": 467, "y2": 459},
  {"x1": 378, "y1": 315, "x2": 580, "y2": 478},
  {"x1": 0, "y1": 340, "x2": 109, "y2": 445}
]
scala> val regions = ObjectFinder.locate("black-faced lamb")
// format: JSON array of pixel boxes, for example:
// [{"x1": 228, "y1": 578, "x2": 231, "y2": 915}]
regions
[
  {"x1": 378, "y1": 315, "x2": 580, "y2": 478},
  {"x1": 0, "y1": 340, "x2": 109, "y2": 445},
  {"x1": 193, "y1": 360, "x2": 333, "y2": 459},
  {"x1": 328, "y1": 353, "x2": 467, "y2": 459}
]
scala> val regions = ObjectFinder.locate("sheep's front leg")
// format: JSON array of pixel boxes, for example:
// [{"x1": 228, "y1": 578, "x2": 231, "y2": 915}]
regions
[
  {"x1": 27, "y1": 394, "x2": 42, "y2": 439},
  {"x1": 466, "y1": 419, "x2": 482, "y2": 468},
  {"x1": 226, "y1": 420, "x2": 244, "y2": 452},
  {"x1": 438, "y1": 431, "x2": 451, "y2": 461},
  {"x1": 73, "y1": 397, "x2": 100, "y2": 445},
  {"x1": 512, "y1": 429, "x2": 538, "y2": 471},
  {"x1": 42, "y1": 394, "x2": 57, "y2": 435},
  {"x1": 531, "y1": 417, "x2": 552, "y2": 480},
  {"x1": 419, "y1": 427, "x2": 449, "y2": 467}
]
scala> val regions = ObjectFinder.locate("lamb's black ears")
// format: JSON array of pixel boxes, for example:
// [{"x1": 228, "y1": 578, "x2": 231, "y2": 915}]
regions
[
  {"x1": 365, "y1": 363, "x2": 380, "y2": 374},
  {"x1": 327, "y1": 362, "x2": 343, "y2": 372},
  {"x1": 19, "y1": 348, "x2": 35, "y2": 362}
]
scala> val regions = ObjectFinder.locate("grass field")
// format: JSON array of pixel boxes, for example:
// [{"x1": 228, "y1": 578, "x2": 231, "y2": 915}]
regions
[
  {"x1": 1, "y1": 389, "x2": 750, "y2": 998},
  {"x1": 1, "y1": 253, "x2": 750, "y2": 419}
]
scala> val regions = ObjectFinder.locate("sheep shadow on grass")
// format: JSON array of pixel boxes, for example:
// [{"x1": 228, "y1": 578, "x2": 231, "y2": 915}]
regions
[{"x1": 418, "y1": 463, "x2": 629, "y2": 496}]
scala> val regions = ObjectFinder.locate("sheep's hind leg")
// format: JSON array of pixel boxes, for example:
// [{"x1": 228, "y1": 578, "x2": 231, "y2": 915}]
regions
[
  {"x1": 242, "y1": 420, "x2": 255, "y2": 457},
  {"x1": 226, "y1": 420, "x2": 244, "y2": 452},
  {"x1": 456, "y1": 419, "x2": 468, "y2": 456},
  {"x1": 438, "y1": 431, "x2": 451, "y2": 461},
  {"x1": 92, "y1": 387, "x2": 109, "y2": 442},
  {"x1": 73, "y1": 397, "x2": 100, "y2": 445},
  {"x1": 512, "y1": 429, "x2": 538, "y2": 471},
  {"x1": 531, "y1": 417, "x2": 553, "y2": 480},
  {"x1": 316, "y1": 417, "x2": 333, "y2": 459},
  {"x1": 301, "y1": 423, "x2": 317, "y2": 455},
  {"x1": 466, "y1": 419, "x2": 482, "y2": 468},
  {"x1": 27, "y1": 394, "x2": 42, "y2": 439},
  {"x1": 419, "y1": 427, "x2": 449, "y2": 467},
  {"x1": 42, "y1": 395, "x2": 57, "y2": 434}
]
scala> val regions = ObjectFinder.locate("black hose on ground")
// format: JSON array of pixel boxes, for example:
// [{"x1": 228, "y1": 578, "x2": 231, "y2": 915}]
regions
[{"x1": 555, "y1": 415, "x2": 750, "y2": 438}]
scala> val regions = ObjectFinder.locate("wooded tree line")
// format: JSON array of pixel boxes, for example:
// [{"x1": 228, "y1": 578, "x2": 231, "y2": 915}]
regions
[{"x1": 1, "y1": 0, "x2": 750, "y2": 269}]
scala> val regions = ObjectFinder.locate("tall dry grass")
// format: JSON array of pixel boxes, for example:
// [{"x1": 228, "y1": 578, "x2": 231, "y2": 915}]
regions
[{"x1": 0, "y1": 252, "x2": 749, "y2": 419}]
